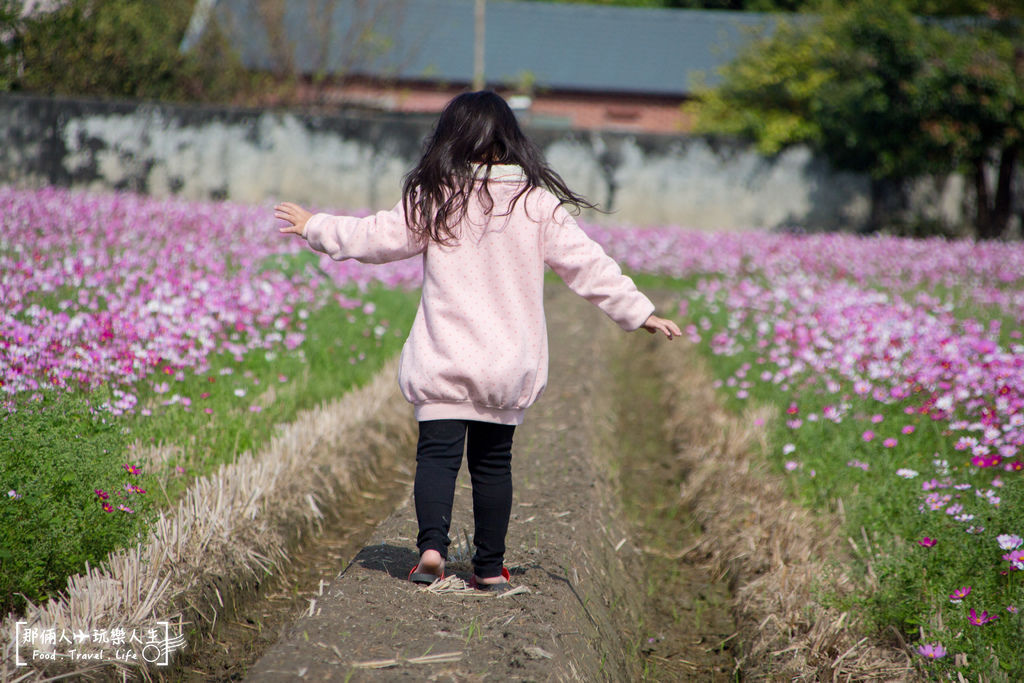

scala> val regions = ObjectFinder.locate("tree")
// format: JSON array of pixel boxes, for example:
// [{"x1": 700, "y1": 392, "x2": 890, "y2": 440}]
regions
[
  {"x1": 688, "y1": 0, "x2": 1024, "y2": 237},
  {"x1": 2, "y1": 0, "x2": 253, "y2": 102},
  {"x1": 922, "y1": 27, "x2": 1023, "y2": 238},
  {"x1": 685, "y1": 19, "x2": 832, "y2": 155}
]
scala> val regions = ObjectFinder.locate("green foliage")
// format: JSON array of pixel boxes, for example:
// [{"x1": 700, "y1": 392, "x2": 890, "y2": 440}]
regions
[
  {"x1": 688, "y1": 0, "x2": 1024, "y2": 237},
  {"x1": 2, "y1": 0, "x2": 254, "y2": 102},
  {"x1": 0, "y1": 390, "x2": 153, "y2": 614},
  {"x1": 811, "y1": 0, "x2": 943, "y2": 179},
  {"x1": 686, "y1": 20, "x2": 832, "y2": 155},
  {"x1": 921, "y1": 27, "x2": 1023, "y2": 164}
]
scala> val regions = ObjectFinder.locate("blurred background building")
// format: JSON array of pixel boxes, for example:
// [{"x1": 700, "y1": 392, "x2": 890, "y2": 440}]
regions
[{"x1": 182, "y1": 0, "x2": 780, "y2": 133}]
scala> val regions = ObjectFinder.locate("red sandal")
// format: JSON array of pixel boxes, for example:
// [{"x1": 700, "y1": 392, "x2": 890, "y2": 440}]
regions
[{"x1": 468, "y1": 567, "x2": 512, "y2": 593}]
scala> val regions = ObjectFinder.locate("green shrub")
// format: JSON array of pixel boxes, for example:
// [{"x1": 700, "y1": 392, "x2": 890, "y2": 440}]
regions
[{"x1": 2, "y1": 0, "x2": 254, "y2": 102}]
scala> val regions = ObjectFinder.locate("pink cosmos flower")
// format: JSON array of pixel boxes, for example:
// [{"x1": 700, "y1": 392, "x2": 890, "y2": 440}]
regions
[
  {"x1": 862, "y1": 430, "x2": 875, "y2": 442},
  {"x1": 94, "y1": 488, "x2": 109, "y2": 500},
  {"x1": 949, "y1": 586, "x2": 971, "y2": 603},
  {"x1": 901, "y1": 425, "x2": 916, "y2": 435},
  {"x1": 969, "y1": 608, "x2": 998, "y2": 626},
  {"x1": 883, "y1": 438, "x2": 898, "y2": 448},
  {"x1": 918, "y1": 537, "x2": 937, "y2": 547},
  {"x1": 1008, "y1": 605, "x2": 1019, "y2": 614},
  {"x1": 101, "y1": 502, "x2": 114, "y2": 513},
  {"x1": 917, "y1": 643, "x2": 946, "y2": 659},
  {"x1": 123, "y1": 463, "x2": 140, "y2": 475},
  {"x1": 997, "y1": 534, "x2": 1023, "y2": 550}
]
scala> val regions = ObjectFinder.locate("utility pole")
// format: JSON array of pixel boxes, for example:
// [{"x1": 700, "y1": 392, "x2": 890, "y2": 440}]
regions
[{"x1": 473, "y1": 0, "x2": 485, "y2": 91}]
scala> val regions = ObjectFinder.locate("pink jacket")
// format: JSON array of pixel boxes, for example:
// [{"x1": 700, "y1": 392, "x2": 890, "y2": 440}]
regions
[{"x1": 302, "y1": 165, "x2": 655, "y2": 425}]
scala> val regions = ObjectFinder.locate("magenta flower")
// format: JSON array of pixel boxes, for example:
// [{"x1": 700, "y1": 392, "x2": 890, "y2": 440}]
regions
[
  {"x1": 94, "y1": 488, "x2": 109, "y2": 500},
  {"x1": 1003, "y1": 549, "x2": 1024, "y2": 570},
  {"x1": 917, "y1": 643, "x2": 947, "y2": 659},
  {"x1": 969, "y1": 608, "x2": 998, "y2": 626},
  {"x1": 123, "y1": 463, "x2": 140, "y2": 475},
  {"x1": 101, "y1": 502, "x2": 114, "y2": 513},
  {"x1": 949, "y1": 586, "x2": 972, "y2": 603},
  {"x1": 918, "y1": 537, "x2": 937, "y2": 547},
  {"x1": 883, "y1": 437, "x2": 898, "y2": 448},
  {"x1": 861, "y1": 430, "x2": 875, "y2": 442}
]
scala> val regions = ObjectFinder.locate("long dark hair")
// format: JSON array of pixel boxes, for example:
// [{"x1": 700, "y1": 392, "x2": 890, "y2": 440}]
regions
[{"x1": 402, "y1": 90, "x2": 598, "y2": 245}]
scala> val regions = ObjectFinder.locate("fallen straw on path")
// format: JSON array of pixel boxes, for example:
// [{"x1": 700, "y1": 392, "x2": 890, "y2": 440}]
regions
[
  {"x1": 419, "y1": 575, "x2": 532, "y2": 598},
  {"x1": 352, "y1": 651, "x2": 465, "y2": 668}
]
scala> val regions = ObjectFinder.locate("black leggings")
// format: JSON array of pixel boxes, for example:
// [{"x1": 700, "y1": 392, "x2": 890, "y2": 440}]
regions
[{"x1": 414, "y1": 419, "x2": 515, "y2": 579}]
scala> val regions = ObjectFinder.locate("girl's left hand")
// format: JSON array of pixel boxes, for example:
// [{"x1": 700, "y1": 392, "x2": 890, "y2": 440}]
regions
[{"x1": 274, "y1": 202, "x2": 313, "y2": 237}]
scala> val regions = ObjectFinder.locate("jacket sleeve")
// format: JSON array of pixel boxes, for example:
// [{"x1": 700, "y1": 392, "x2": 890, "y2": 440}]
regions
[
  {"x1": 543, "y1": 203, "x2": 655, "y2": 331},
  {"x1": 302, "y1": 201, "x2": 425, "y2": 264}
]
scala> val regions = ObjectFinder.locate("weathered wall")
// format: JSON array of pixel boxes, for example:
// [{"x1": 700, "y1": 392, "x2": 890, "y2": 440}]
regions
[{"x1": 0, "y1": 94, "x2": 971, "y2": 230}]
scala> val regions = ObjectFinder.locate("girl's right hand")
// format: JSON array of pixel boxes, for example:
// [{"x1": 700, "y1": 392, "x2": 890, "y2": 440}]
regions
[{"x1": 641, "y1": 314, "x2": 682, "y2": 340}]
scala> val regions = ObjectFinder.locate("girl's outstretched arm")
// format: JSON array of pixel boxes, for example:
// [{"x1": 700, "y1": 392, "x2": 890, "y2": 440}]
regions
[
  {"x1": 274, "y1": 201, "x2": 424, "y2": 264},
  {"x1": 641, "y1": 314, "x2": 682, "y2": 340}
]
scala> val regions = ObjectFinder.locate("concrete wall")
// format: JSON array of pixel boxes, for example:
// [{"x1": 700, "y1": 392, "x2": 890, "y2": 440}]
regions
[{"x1": 0, "y1": 94, "x2": 971, "y2": 230}]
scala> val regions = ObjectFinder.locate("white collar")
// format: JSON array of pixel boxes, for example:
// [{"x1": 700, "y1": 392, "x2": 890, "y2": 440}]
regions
[{"x1": 472, "y1": 163, "x2": 526, "y2": 182}]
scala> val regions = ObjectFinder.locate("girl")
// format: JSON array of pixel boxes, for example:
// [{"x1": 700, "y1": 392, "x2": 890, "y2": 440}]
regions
[{"x1": 275, "y1": 91, "x2": 681, "y2": 592}]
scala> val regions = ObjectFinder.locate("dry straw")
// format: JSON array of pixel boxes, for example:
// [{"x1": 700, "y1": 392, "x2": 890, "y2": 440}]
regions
[
  {"x1": 658, "y1": 345, "x2": 915, "y2": 681},
  {"x1": 0, "y1": 358, "x2": 416, "y2": 681}
]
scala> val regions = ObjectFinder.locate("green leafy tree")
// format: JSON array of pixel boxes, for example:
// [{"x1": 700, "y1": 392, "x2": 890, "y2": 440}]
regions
[
  {"x1": 922, "y1": 27, "x2": 1023, "y2": 238},
  {"x1": 686, "y1": 20, "x2": 831, "y2": 155},
  {"x1": 689, "y1": 0, "x2": 1024, "y2": 237}
]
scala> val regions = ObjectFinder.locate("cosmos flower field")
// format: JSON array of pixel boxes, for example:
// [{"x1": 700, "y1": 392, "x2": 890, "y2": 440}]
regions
[
  {"x1": 3, "y1": 186, "x2": 1023, "y2": 676},
  {"x1": 0, "y1": 186, "x2": 422, "y2": 414},
  {"x1": 593, "y1": 225, "x2": 1024, "y2": 677}
]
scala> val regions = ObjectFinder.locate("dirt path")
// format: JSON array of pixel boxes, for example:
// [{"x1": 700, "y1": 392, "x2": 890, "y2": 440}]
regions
[{"x1": 239, "y1": 288, "x2": 737, "y2": 681}]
